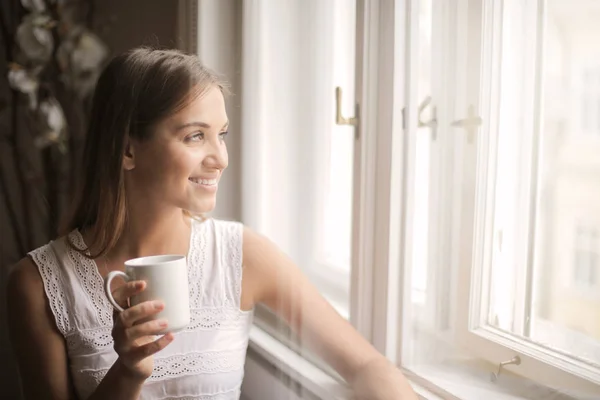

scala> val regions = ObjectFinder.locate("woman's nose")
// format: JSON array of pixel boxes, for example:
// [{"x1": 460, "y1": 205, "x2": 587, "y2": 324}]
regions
[{"x1": 203, "y1": 140, "x2": 228, "y2": 170}]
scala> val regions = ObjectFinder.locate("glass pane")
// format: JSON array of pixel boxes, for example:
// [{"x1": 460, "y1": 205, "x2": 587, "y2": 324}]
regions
[
  {"x1": 320, "y1": 0, "x2": 356, "y2": 272},
  {"x1": 411, "y1": 0, "x2": 433, "y2": 306},
  {"x1": 487, "y1": 0, "x2": 600, "y2": 366},
  {"x1": 530, "y1": 0, "x2": 600, "y2": 365},
  {"x1": 486, "y1": 0, "x2": 532, "y2": 333}
]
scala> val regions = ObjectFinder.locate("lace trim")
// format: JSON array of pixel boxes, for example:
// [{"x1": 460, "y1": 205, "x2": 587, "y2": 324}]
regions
[
  {"x1": 150, "y1": 347, "x2": 247, "y2": 381},
  {"x1": 189, "y1": 306, "x2": 252, "y2": 331},
  {"x1": 77, "y1": 346, "x2": 248, "y2": 386},
  {"x1": 77, "y1": 373, "x2": 241, "y2": 400},
  {"x1": 68, "y1": 231, "x2": 113, "y2": 327},
  {"x1": 29, "y1": 245, "x2": 71, "y2": 335},
  {"x1": 232, "y1": 223, "x2": 243, "y2": 304},
  {"x1": 75, "y1": 368, "x2": 107, "y2": 397},
  {"x1": 154, "y1": 388, "x2": 241, "y2": 400},
  {"x1": 65, "y1": 308, "x2": 252, "y2": 354},
  {"x1": 189, "y1": 219, "x2": 207, "y2": 308},
  {"x1": 66, "y1": 326, "x2": 114, "y2": 354},
  {"x1": 218, "y1": 221, "x2": 243, "y2": 308}
]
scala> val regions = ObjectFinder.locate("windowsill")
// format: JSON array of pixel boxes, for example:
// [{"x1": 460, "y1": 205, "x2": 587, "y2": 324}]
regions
[
  {"x1": 248, "y1": 324, "x2": 600, "y2": 400},
  {"x1": 247, "y1": 325, "x2": 444, "y2": 400},
  {"x1": 405, "y1": 325, "x2": 600, "y2": 400},
  {"x1": 248, "y1": 325, "x2": 351, "y2": 399},
  {"x1": 408, "y1": 360, "x2": 599, "y2": 400}
]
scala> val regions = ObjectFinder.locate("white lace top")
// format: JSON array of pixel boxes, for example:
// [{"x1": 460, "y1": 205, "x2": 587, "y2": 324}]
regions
[{"x1": 28, "y1": 218, "x2": 253, "y2": 400}]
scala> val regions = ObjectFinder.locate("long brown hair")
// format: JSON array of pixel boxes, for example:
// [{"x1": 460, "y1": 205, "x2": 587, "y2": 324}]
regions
[{"x1": 61, "y1": 47, "x2": 228, "y2": 258}]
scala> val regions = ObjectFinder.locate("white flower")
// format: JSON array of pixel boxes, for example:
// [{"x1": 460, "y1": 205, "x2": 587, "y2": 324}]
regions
[
  {"x1": 15, "y1": 13, "x2": 54, "y2": 64},
  {"x1": 7, "y1": 66, "x2": 41, "y2": 109}
]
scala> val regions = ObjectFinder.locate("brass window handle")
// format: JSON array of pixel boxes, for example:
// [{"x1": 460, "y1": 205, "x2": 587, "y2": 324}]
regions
[
  {"x1": 451, "y1": 104, "x2": 482, "y2": 143},
  {"x1": 417, "y1": 96, "x2": 438, "y2": 140},
  {"x1": 335, "y1": 87, "x2": 358, "y2": 127}
]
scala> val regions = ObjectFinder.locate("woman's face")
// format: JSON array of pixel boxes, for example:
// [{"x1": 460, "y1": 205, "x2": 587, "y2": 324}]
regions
[{"x1": 125, "y1": 85, "x2": 229, "y2": 214}]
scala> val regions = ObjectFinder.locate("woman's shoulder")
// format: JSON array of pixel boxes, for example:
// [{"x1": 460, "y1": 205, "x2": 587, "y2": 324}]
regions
[
  {"x1": 7, "y1": 255, "x2": 45, "y2": 313},
  {"x1": 8, "y1": 233, "x2": 72, "y2": 302}
]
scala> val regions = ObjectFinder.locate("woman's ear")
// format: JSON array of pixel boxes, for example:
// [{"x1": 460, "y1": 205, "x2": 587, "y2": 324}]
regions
[{"x1": 123, "y1": 137, "x2": 136, "y2": 170}]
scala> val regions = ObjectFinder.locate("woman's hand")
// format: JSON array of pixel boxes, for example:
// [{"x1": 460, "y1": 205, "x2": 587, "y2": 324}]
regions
[
  {"x1": 350, "y1": 357, "x2": 418, "y2": 400},
  {"x1": 109, "y1": 281, "x2": 174, "y2": 381}
]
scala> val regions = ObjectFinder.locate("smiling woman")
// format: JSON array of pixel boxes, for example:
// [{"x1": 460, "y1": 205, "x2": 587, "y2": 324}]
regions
[
  {"x1": 5, "y1": 47, "x2": 417, "y2": 400},
  {"x1": 120, "y1": 83, "x2": 229, "y2": 217},
  {"x1": 62, "y1": 48, "x2": 230, "y2": 259}
]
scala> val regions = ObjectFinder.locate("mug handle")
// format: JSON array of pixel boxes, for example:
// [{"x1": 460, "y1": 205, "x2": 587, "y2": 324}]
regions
[{"x1": 104, "y1": 271, "x2": 131, "y2": 312}]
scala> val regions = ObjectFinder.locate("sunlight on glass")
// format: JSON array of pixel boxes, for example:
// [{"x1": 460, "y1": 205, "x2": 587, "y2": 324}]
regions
[
  {"x1": 487, "y1": 0, "x2": 529, "y2": 333},
  {"x1": 321, "y1": 0, "x2": 356, "y2": 271},
  {"x1": 530, "y1": 0, "x2": 600, "y2": 365},
  {"x1": 411, "y1": 0, "x2": 433, "y2": 306},
  {"x1": 488, "y1": 0, "x2": 600, "y2": 365}
]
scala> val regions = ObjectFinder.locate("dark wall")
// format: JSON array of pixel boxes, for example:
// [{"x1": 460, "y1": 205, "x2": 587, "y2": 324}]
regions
[
  {"x1": 94, "y1": 0, "x2": 179, "y2": 56},
  {"x1": 0, "y1": 1, "x2": 179, "y2": 396}
]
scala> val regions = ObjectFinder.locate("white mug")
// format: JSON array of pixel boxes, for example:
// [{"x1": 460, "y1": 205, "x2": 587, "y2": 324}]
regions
[{"x1": 103, "y1": 255, "x2": 190, "y2": 334}]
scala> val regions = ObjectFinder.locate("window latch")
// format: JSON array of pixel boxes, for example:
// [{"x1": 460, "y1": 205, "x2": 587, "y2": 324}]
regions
[{"x1": 490, "y1": 355, "x2": 521, "y2": 382}]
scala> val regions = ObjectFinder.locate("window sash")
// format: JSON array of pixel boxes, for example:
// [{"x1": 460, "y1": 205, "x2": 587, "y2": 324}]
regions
[
  {"x1": 362, "y1": 0, "x2": 600, "y2": 393},
  {"x1": 447, "y1": 0, "x2": 600, "y2": 392}
]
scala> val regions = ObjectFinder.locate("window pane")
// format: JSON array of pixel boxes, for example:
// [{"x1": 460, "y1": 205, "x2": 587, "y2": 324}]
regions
[
  {"x1": 308, "y1": 0, "x2": 356, "y2": 313},
  {"x1": 597, "y1": 98, "x2": 600, "y2": 133},
  {"x1": 321, "y1": 0, "x2": 356, "y2": 270},
  {"x1": 411, "y1": 0, "x2": 433, "y2": 306},
  {"x1": 486, "y1": 0, "x2": 600, "y2": 366},
  {"x1": 486, "y1": 0, "x2": 531, "y2": 335},
  {"x1": 243, "y1": 0, "x2": 356, "y2": 317},
  {"x1": 531, "y1": 0, "x2": 600, "y2": 365}
]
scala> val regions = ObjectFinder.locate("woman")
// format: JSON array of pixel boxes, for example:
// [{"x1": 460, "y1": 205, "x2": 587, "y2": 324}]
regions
[{"x1": 7, "y1": 47, "x2": 416, "y2": 400}]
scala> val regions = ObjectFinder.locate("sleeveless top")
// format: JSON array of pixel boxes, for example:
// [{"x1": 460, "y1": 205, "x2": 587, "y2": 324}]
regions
[{"x1": 28, "y1": 218, "x2": 253, "y2": 400}]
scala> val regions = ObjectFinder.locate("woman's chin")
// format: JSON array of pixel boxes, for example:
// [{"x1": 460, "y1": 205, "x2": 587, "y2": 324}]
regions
[{"x1": 187, "y1": 199, "x2": 216, "y2": 215}]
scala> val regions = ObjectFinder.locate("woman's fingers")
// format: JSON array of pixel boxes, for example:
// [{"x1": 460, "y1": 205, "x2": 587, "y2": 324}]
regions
[
  {"x1": 128, "y1": 333, "x2": 174, "y2": 363},
  {"x1": 118, "y1": 300, "x2": 165, "y2": 328},
  {"x1": 111, "y1": 280, "x2": 146, "y2": 309},
  {"x1": 124, "y1": 319, "x2": 169, "y2": 342}
]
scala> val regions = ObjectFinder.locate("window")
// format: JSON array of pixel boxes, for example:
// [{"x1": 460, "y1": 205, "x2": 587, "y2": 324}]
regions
[
  {"x1": 237, "y1": 0, "x2": 356, "y2": 317},
  {"x1": 573, "y1": 225, "x2": 599, "y2": 290},
  {"x1": 310, "y1": 0, "x2": 357, "y2": 315},
  {"x1": 236, "y1": 0, "x2": 357, "y2": 376},
  {"x1": 234, "y1": 0, "x2": 600, "y2": 397},
  {"x1": 582, "y1": 68, "x2": 600, "y2": 134},
  {"x1": 399, "y1": 0, "x2": 600, "y2": 396}
]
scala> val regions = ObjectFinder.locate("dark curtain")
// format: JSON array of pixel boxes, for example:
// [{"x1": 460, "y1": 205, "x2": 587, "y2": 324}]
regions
[{"x1": 0, "y1": 1, "x2": 91, "y2": 396}]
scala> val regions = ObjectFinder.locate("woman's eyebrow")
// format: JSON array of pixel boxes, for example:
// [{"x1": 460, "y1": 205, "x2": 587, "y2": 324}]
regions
[
  {"x1": 174, "y1": 121, "x2": 229, "y2": 131},
  {"x1": 174, "y1": 121, "x2": 211, "y2": 131}
]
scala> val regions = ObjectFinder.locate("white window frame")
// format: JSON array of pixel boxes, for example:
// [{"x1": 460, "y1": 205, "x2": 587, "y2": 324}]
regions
[
  {"x1": 445, "y1": 0, "x2": 600, "y2": 393},
  {"x1": 319, "y1": 0, "x2": 600, "y2": 395},
  {"x1": 349, "y1": 0, "x2": 407, "y2": 361}
]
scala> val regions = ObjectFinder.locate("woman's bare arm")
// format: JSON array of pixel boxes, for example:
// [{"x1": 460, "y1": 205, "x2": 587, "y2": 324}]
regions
[
  {"x1": 242, "y1": 227, "x2": 417, "y2": 400},
  {"x1": 6, "y1": 257, "x2": 147, "y2": 400},
  {"x1": 7, "y1": 257, "x2": 77, "y2": 399}
]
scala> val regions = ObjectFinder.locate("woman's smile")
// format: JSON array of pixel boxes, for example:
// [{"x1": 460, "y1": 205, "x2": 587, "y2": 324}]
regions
[{"x1": 188, "y1": 176, "x2": 219, "y2": 192}]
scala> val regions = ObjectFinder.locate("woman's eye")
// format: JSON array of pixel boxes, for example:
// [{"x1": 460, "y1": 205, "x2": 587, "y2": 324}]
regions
[
  {"x1": 187, "y1": 132, "x2": 204, "y2": 142},
  {"x1": 219, "y1": 131, "x2": 229, "y2": 140}
]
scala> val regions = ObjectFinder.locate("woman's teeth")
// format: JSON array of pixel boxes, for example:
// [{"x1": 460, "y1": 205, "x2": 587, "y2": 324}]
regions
[{"x1": 189, "y1": 178, "x2": 217, "y2": 186}]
